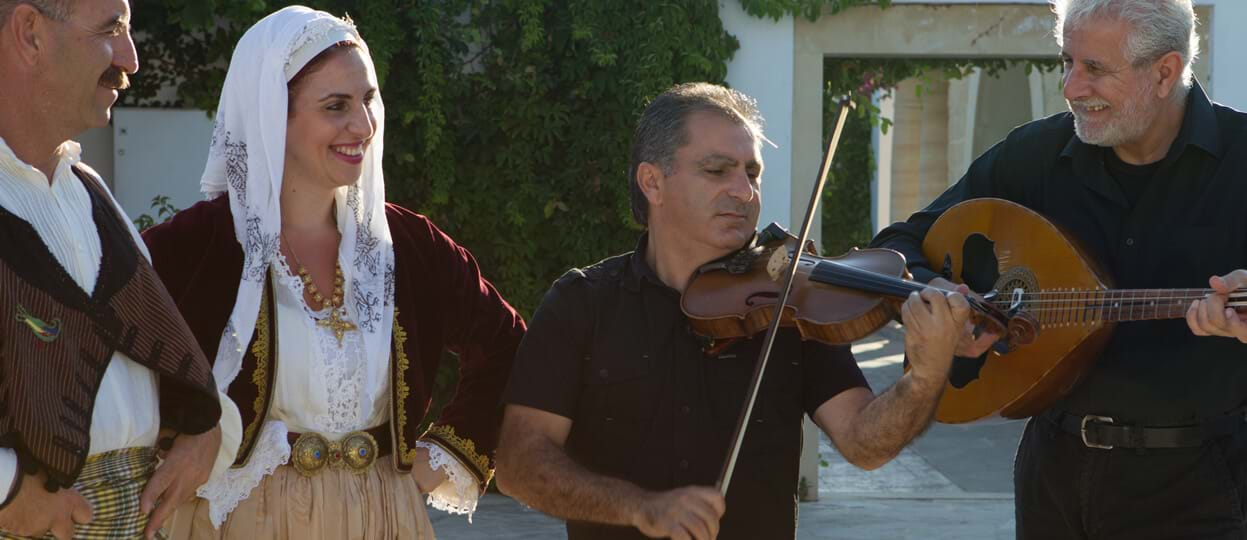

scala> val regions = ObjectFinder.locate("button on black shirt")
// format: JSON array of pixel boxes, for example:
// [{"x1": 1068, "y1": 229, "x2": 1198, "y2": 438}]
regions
[
  {"x1": 871, "y1": 82, "x2": 1247, "y2": 425},
  {"x1": 505, "y1": 235, "x2": 869, "y2": 540}
]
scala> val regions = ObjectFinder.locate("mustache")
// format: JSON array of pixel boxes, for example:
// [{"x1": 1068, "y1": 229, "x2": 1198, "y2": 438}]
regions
[
  {"x1": 99, "y1": 67, "x2": 130, "y2": 90},
  {"x1": 715, "y1": 204, "x2": 752, "y2": 216}
]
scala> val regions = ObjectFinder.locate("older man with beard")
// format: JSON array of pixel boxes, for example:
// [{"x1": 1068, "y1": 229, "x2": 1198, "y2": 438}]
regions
[
  {"x1": 871, "y1": 0, "x2": 1247, "y2": 538},
  {"x1": 0, "y1": 1, "x2": 239, "y2": 539}
]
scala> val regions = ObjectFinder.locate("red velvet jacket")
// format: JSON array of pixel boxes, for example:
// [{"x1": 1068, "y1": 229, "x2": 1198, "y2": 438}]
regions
[{"x1": 142, "y1": 196, "x2": 524, "y2": 491}]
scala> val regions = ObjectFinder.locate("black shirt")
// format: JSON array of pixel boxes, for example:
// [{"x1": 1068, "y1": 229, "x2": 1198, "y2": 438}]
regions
[
  {"x1": 1103, "y1": 148, "x2": 1161, "y2": 207},
  {"x1": 871, "y1": 82, "x2": 1247, "y2": 425},
  {"x1": 505, "y1": 235, "x2": 869, "y2": 539}
]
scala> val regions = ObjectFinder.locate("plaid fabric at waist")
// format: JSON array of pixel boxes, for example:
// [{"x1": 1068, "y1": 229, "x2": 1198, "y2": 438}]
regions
[{"x1": 0, "y1": 447, "x2": 165, "y2": 540}]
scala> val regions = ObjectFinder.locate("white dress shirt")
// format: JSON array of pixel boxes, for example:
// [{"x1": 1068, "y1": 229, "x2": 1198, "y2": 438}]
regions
[{"x1": 0, "y1": 137, "x2": 241, "y2": 497}]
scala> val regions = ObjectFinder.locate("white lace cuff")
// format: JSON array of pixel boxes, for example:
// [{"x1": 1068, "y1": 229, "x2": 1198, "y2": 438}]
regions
[
  {"x1": 416, "y1": 440, "x2": 480, "y2": 522},
  {"x1": 196, "y1": 420, "x2": 291, "y2": 528}
]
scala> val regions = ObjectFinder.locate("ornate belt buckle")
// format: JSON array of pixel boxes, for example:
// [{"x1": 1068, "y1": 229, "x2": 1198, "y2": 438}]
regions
[
  {"x1": 1080, "y1": 415, "x2": 1114, "y2": 450},
  {"x1": 339, "y1": 430, "x2": 379, "y2": 474},
  {"x1": 291, "y1": 430, "x2": 379, "y2": 477},
  {"x1": 291, "y1": 432, "x2": 331, "y2": 476}
]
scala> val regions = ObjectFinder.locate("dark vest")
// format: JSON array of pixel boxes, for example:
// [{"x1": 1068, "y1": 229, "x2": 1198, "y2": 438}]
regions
[{"x1": 0, "y1": 166, "x2": 219, "y2": 490}]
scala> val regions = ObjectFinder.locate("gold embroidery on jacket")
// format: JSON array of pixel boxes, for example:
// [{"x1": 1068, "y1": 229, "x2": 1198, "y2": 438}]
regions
[
  {"x1": 236, "y1": 282, "x2": 273, "y2": 466},
  {"x1": 392, "y1": 309, "x2": 417, "y2": 466},
  {"x1": 424, "y1": 424, "x2": 492, "y2": 486}
]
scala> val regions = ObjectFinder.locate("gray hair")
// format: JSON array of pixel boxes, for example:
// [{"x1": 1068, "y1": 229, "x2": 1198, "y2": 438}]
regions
[
  {"x1": 0, "y1": 0, "x2": 71, "y2": 25},
  {"x1": 628, "y1": 82, "x2": 764, "y2": 226},
  {"x1": 1054, "y1": 0, "x2": 1199, "y2": 95}
]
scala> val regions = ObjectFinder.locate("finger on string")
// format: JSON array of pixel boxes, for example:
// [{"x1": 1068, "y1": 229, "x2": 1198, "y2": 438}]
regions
[
  {"x1": 1196, "y1": 300, "x2": 1223, "y2": 337},
  {"x1": 1188, "y1": 301, "x2": 1208, "y2": 336},
  {"x1": 1211, "y1": 275, "x2": 1233, "y2": 295},
  {"x1": 1224, "y1": 307, "x2": 1247, "y2": 343},
  {"x1": 1203, "y1": 295, "x2": 1231, "y2": 334},
  {"x1": 901, "y1": 294, "x2": 923, "y2": 332}
]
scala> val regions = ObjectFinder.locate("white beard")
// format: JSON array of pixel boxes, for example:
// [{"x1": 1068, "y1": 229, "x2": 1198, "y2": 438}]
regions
[{"x1": 1070, "y1": 80, "x2": 1157, "y2": 147}]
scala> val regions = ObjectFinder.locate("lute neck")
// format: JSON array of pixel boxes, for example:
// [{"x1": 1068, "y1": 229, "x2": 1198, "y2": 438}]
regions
[{"x1": 990, "y1": 288, "x2": 1247, "y2": 325}]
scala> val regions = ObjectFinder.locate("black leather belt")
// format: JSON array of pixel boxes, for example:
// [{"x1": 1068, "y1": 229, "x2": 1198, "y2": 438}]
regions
[{"x1": 1047, "y1": 410, "x2": 1246, "y2": 450}]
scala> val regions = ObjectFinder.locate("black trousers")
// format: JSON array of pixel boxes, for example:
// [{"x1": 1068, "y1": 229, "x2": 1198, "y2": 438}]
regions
[{"x1": 1015, "y1": 415, "x2": 1247, "y2": 539}]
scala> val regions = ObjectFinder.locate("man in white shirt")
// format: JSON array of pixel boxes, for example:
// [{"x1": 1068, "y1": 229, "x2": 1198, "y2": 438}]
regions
[{"x1": 0, "y1": 1, "x2": 240, "y2": 539}]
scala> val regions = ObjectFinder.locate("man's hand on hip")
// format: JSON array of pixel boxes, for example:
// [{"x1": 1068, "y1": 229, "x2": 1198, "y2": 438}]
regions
[
  {"x1": 0, "y1": 471, "x2": 93, "y2": 540},
  {"x1": 140, "y1": 425, "x2": 222, "y2": 539}
]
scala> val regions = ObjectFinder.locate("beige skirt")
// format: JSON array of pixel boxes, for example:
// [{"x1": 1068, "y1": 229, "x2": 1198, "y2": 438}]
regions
[{"x1": 167, "y1": 460, "x2": 434, "y2": 540}]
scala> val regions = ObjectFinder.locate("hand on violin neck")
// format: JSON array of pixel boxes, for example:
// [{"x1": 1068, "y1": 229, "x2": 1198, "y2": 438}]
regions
[
  {"x1": 900, "y1": 287, "x2": 971, "y2": 390},
  {"x1": 927, "y1": 278, "x2": 999, "y2": 358}
]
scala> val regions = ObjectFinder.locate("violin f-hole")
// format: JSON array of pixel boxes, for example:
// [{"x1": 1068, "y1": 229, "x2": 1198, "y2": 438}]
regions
[{"x1": 745, "y1": 291, "x2": 779, "y2": 306}]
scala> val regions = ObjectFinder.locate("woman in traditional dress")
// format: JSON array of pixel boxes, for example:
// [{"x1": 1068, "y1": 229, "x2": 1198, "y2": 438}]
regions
[{"x1": 144, "y1": 6, "x2": 525, "y2": 538}]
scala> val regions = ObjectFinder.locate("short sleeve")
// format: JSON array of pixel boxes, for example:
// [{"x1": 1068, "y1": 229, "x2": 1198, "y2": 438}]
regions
[
  {"x1": 801, "y1": 342, "x2": 870, "y2": 416},
  {"x1": 503, "y1": 273, "x2": 594, "y2": 419}
]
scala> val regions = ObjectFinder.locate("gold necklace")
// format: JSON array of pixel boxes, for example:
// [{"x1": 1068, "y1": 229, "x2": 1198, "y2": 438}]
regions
[{"x1": 282, "y1": 233, "x2": 357, "y2": 347}]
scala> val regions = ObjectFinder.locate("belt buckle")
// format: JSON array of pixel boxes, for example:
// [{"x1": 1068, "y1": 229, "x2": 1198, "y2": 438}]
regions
[
  {"x1": 291, "y1": 432, "x2": 331, "y2": 476},
  {"x1": 1080, "y1": 415, "x2": 1114, "y2": 450},
  {"x1": 339, "y1": 430, "x2": 380, "y2": 474},
  {"x1": 291, "y1": 430, "x2": 379, "y2": 477}
]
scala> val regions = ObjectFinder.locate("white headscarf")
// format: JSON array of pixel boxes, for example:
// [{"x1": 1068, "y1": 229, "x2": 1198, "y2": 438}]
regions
[{"x1": 201, "y1": 5, "x2": 395, "y2": 391}]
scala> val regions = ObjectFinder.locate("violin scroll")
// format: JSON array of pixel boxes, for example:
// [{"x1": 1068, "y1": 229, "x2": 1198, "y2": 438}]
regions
[{"x1": 1005, "y1": 310, "x2": 1040, "y2": 350}]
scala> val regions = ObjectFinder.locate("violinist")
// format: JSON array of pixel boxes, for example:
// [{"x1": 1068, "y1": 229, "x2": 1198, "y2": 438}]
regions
[
  {"x1": 870, "y1": 1, "x2": 1247, "y2": 537},
  {"x1": 496, "y1": 82, "x2": 973, "y2": 540}
]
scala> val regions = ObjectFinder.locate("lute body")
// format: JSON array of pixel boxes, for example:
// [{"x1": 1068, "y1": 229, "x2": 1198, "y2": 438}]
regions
[{"x1": 923, "y1": 198, "x2": 1245, "y2": 423}]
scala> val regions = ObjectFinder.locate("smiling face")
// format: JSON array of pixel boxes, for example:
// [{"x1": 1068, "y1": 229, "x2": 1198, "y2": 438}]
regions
[
  {"x1": 284, "y1": 45, "x2": 378, "y2": 193},
  {"x1": 649, "y1": 110, "x2": 762, "y2": 255},
  {"x1": 1061, "y1": 17, "x2": 1160, "y2": 147},
  {"x1": 38, "y1": 0, "x2": 138, "y2": 132}
]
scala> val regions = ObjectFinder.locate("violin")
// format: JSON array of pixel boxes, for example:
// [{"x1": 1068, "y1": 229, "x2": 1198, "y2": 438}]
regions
[
  {"x1": 685, "y1": 98, "x2": 1035, "y2": 497},
  {"x1": 680, "y1": 223, "x2": 1040, "y2": 351}
]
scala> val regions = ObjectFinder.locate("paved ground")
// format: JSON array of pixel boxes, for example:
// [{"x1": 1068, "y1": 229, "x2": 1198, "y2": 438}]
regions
[{"x1": 431, "y1": 324, "x2": 1026, "y2": 539}]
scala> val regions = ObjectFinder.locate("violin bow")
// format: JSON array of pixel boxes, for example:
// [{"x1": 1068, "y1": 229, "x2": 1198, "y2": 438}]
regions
[{"x1": 717, "y1": 97, "x2": 855, "y2": 496}]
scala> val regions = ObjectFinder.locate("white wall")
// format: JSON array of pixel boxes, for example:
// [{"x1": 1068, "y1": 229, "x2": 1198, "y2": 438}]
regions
[
  {"x1": 76, "y1": 125, "x2": 114, "y2": 191},
  {"x1": 1203, "y1": 0, "x2": 1247, "y2": 109},
  {"x1": 110, "y1": 108, "x2": 215, "y2": 218},
  {"x1": 720, "y1": 1, "x2": 795, "y2": 230}
]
